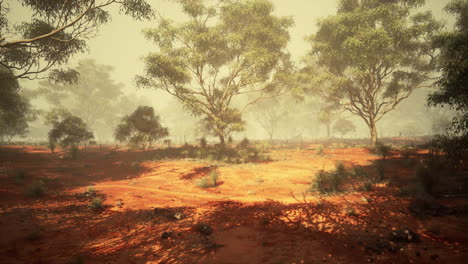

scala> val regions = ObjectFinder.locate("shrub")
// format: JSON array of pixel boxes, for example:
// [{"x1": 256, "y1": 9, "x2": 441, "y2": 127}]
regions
[
  {"x1": 209, "y1": 169, "x2": 219, "y2": 186},
  {"x1": 196, "y1": 177, "x2": 211, "y2": 188},
  {"x1": 351, "y1": 166, "x2": 368, "y2": 178},
  {"x1": 26, "y1": 181, "x2": 46, "y2": 197},
  {"x1": 200, "y1": 137, "x2": 207, "y2": 149},
  {"x1": 89, "y1": 197, "x2": 103, "y2": 210},
  {"x1": 239, "y1": 137, "x2": 250, "y2": 148},
  {"x1": 85, "y1": 186, "x2": 95, "y2": 194},
  {"x1": 310, "y1": 165, "x2": 346, "y2": 194},
  {"x1": 375, "y1": 159, "x2": 386, "y2": 181},
  {"x1": 415, "y1": 156, "x2": 446, "y2": 195},
  {"x1": 373, "y1": 141, "x2": 391, "y2": 160},
  {"x1": 345, "y1": 207, "x2": 358, "y2": 216},
  {"x1": 362, "y1": 182, "x2": 373, "y2": 192},
  {"x1": 316, "y1": 145, "x2": 324, "y2": 156},
  {"x1": 26, "y1": 230, "x2": 41, "y2": 241}
]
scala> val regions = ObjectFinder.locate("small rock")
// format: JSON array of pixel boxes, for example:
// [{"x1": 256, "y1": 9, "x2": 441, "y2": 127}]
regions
[
  {"x1": 174, "y1": 212, "x2": 185, "y2": 220},
  {"x1": 389, "y1": 228, "x2": 420, "y2": 243}
]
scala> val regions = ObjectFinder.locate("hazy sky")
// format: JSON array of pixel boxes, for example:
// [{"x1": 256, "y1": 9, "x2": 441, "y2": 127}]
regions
[
  {"x1": 30, "y1": 0, "x2": 450, "y2": 109},
  {"x1": 9, "y1": 0, "x2": 456, "y2": 139}
]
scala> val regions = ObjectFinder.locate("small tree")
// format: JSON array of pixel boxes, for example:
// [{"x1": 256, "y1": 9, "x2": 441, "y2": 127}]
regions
[
  {"x1": 48, "y1": 115, "x2": 94, "y2": 157},
  {"x1": 114, "y1": 106, "x2": 168, "y2": 150},
  {"x1": 333, "y1": 119, "x2": 356, "y2": 138}
]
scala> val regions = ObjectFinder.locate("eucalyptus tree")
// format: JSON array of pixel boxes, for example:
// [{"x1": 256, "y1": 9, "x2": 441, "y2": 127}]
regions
[
  {"x1": 136, "y1": 0, "x2": 293, "y2": 146},
  {"x1": 308, "y1": 0, "x2": 443, "y2": 146},
  {"x1": 0, "y1": 0, "x2": 153, "y2": 82}
]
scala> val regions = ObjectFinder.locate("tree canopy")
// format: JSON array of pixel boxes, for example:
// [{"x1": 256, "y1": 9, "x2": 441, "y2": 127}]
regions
[
  {"x1": 428, "y1": 0, "x2": 468, "y2": 134},
  {"x1": 48, "y1": 115, "x2": 94, "y2": 153},
  {"x1": 307, "y1": 0, "x2": 443, "y2": 145},
  {"x1": 114, "y1": 106, "x2": 168, "y2": 150},
  {"x1": 136, "y1": 0, "x2": 294, "y2": 145},
  {"x1": 0, "y1": 69, "x2": 36, "y2": 142},
  {"x1": 0, "y1": 0, "x2": 154, "y2": 82}
]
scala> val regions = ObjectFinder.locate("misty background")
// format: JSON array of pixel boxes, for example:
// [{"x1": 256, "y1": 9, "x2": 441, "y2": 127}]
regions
[{"x1": 8, "y1": 0, "x2": 456, "y2": 144}]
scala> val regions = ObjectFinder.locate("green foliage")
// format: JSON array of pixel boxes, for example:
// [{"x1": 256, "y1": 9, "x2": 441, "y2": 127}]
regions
[
  {"x1": 0, "y1": 70, "x2": 37, "y2": 142},
  {"x1": 428, "y1": 0, "x2": 468, "y2": 134},
  {"x1": 209, "y1": 169, "x2": 219, "y2": 187},
  {"x1": 374, "y1": 159, "x2": 386, "y2": 181},
  {"x1": 415, "y1": 156, "x2": 447, "y2": 195},
  {"x1": 316, "y1": 145, "x2": 324, "y2": 156},
  {"x1": 351, "y1": 166, "x2": 369, "y2": 178},
  {"x1": 26, "y1": 180, "x2": 47, "y2": 197},
  {"x1": 373, "y1": 142, "x2": 391, "y2": 160},
  {"x1": 0, "y1": 0, "x2": 154, "y2": 81},
  {"x1": 90, "y1": 197, "x2": 103, "y2": 210},
  {"x1": 429, "y1": 133, "x2": 468, "y2": 163},
  {"x1": 85, "y1": 186, "x2": 95, "y2": 194},
  {"x1": 307, "y1": 0, "x2": 443, "y2": 145},
  {"x1": 196, "y1": 177, "x2": 211, "y2": 188},
  {"x1": 114, "y1": 106, "x2": 168, "y2": 150},
  {"x1": 136, "y1": 0, "x2": 293, "y2": 145},
  {"x1": 310, "y1": 162, "x2": 347, "y2": 194},
  {"x1": 239, "y1": 137, "x2": 250, "y2": 149},
  {"x1": 48, "y1": 115, "x2": 94, "y2": 158}
]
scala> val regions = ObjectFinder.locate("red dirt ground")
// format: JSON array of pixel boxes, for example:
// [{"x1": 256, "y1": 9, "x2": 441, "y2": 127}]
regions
[{"x1": 0, "y1": 145, "x2": 466, "y2": 264}]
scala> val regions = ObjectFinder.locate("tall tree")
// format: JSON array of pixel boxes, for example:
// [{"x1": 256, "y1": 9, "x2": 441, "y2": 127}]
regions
[
  {"x1": 136, "y1": 0, "x2": 293, "y2": 146},
  {"x1": 428, "y1": 0, "x2": 468, "y2": 134},
  {"x1": 333, "y1": 118, "x2": 356, "y2": 138},
  {"x1": 114, "y1": 106, "x2": 168, "y2": 150},
  {"x1": 0, "y1": 69, "x2": 37, "y2": 142},
  {"x1": 0, "y1": 0, "x2": 153, "y2": 82},
  {"x1": 308, "y1": 0, "x2": 442, "y2": 146}
]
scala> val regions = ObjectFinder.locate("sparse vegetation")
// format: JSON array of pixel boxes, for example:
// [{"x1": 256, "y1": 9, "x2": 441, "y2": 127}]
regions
[
  {"x1": 26, "y1": 180, "x2": 46, "y2": 197},
  {"x1": 310, "y1": 162, "x2": 347, "y2": 194},
  {"x1": 89, "y1": 198, "x2": 103, "y2": 210},
  {"x1": 316, "y1": 145, "x2": 324, "y2": 156}
]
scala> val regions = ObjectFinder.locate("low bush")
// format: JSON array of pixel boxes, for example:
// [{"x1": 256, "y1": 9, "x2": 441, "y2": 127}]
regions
[
  {"x1": 196, "y1": 177, "x2": 211, "y2": 188},
  {"x1": 26, "y1": 181, "x2": 46, "y2": 197},
  {"x1": 375, "y1": 159, "x2": 386, "y2": 181},
  {"x1": 351, "y1": 166, "x2": 369, "y2": 178},
  {"x1": 310, "y1": 162, "x2": 347, "y2": 194},
  {"x1": 373, "y1": 141, "x2": 391, "y2": 160},
  {"x1": 316, "y1": 145, "x2": 324, "y2": 156},
  {"x1": 209, "y1": 169, "x2": 219, "y2": 186},
  {"x1": 415, "y1": 156, "x2": 447, "y2": 195},
  {"x1": 89, "y1": 197, "x2": 103, "y2": 210}
]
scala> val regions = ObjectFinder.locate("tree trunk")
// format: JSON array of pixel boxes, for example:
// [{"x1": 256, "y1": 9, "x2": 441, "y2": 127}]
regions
[
  {"x1": 369, "y1": 121, "x2": 378, "y2": 146},
  {"x1": 326, "y1": 124, "x2": 331, "y2": 137},
  {"x1": 218, "y1": 134, "x2": 225, "y2": 147}
]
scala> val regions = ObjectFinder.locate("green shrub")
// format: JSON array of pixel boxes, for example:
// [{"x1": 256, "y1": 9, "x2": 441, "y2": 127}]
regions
[
  {"x1": 310, "y1": 167, "x2": 345, "y2": 194},
  {"x1": 239, "y1": 137, "x2": 250, "y2": 148},
  {"x1": 196, "y1": 177, "x2": 211, "y2": 188},
  {"x1": 89, "y1": 197, "x2": 103, "y2": 209},
  {"x1": 351, "y1": 166, "x2": 368, "y2": 178},
  {"x1": 316, "y1": 145, "x2": 324, "y2": 156},
  {"x1": 373, "y1": 141, "x2": 391, "y2": 160},
  {"x1": 209, "y1": 169, "x2": 219, "y2": 186},
  {"x1": 85, "y1": 186, "x2": 95, "y2": 194},
  {"x1": 415, "y1": 156, "x2": 446, "y2": 195},
  {"x1": 26, "y1": 181, "x2": 46, "y2": 197},
  {"x1": 375, "y1": 159, "x2": 386, "y2": 181}
]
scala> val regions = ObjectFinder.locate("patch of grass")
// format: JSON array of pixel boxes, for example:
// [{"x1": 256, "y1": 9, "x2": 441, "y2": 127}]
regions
[
  {"x1": 345, "y1": 207, "x2": 358, "y2": 216},
  {"x1": 351, "y1": 166, "x2": 368, "y2": 178},
  {"x1": 359, "y1": 182, "x2": 373, "y2": 192},
  {"x1": 310, "y1": 167, "x2": 345, "y2": 194},
  {"x1": 209, "y1": 169, "x2": 219, "y2": 186},
  {"x1": 89, "y1": 197, "x2": 103, "y2": 210},
  {"x1": 26, "y1": 181, "x2": 46, "y2": 197},
  {"x1": 85, "y1": 186, "x2": 95, "y2": 194},
  {"x1": 375, "y1": 159, "x2": 386, "y2": 181},
  {"x1": 316, "y1": 145, "x2": 324, "y2": 156},
  {"x1": 196, "y1": 177, "x2": 211, "y2": 188}
]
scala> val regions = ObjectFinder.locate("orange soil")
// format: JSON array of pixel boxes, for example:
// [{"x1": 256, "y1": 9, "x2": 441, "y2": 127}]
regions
[{"x1": 0, "y1": 145, "x2": 466, "y2": 264}]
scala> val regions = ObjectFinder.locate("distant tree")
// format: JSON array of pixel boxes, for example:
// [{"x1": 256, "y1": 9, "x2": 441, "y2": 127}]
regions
[
  {"x1": 333, "y1": 118, "x2": 356, "y2": 138},
  {"x1": 428, "y1": 0, "x2": 468, "y2": 134},
  {"x1": 48, "y1": 115, "x2": 94, "y2": 156},
  {"x1": 308, "y1": 0, "x2": 443, "y2": 146},
  {"x1": 0, "y1": 69, "x2": 37, "y2": 142},
  {"x1": 114, "y1": 106, "x2": 168, "y2": 150},
  {"x1": 136, "y1": 0, "x2": 293, "y2": 146},
  {"x1": 318, "y1": 108, "x2": 339, "y2": 138},
  {"x1": 0, "y1": 0, "x2": 154, "y2": 82},
  {"x1": 36, "y1": 59, "x2": 124, "y2": 138}
]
